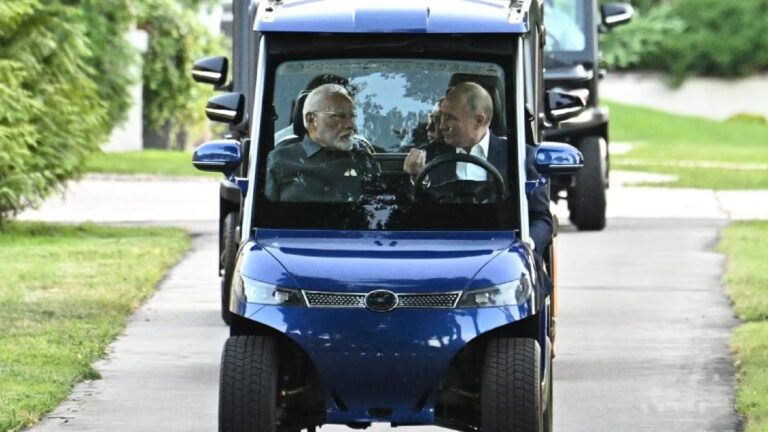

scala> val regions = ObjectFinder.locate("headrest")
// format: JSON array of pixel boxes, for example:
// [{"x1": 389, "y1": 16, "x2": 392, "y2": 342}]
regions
[{"x1": 291, "y1": 91, "x2": 310, "y2": 138}]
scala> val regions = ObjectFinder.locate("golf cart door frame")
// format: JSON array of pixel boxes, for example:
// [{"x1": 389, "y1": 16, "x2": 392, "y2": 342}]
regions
[
  {"x1": 242, "y1": 35, "x2": 267, "y2": 243},
  {"x1": 516, "y1": 38, "x2": 531, "y2": 246}
]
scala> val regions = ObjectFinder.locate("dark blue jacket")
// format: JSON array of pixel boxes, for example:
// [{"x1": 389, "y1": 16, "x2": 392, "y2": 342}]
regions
[{"x1": 422, "y1": 134, "x2": 553, "y2": 253}]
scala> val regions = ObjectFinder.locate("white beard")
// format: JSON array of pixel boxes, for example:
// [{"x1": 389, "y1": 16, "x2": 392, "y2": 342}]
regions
[{"x1": 328, "y1": 137, "x2": 353, "y2": 151}]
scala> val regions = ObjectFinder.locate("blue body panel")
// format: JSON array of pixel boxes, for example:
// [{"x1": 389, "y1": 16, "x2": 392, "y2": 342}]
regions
[
  {"x1": 235, "y1": 230, "x2": 540, "y2": 424},
  {"x1": 256, "y1": 0, "x2": 532, "y2": 34}
]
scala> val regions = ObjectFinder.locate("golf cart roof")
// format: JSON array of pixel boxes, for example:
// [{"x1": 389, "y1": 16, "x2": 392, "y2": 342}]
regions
[{"x1": 255, "y1": 0, "x2": 534, "y2": 34}]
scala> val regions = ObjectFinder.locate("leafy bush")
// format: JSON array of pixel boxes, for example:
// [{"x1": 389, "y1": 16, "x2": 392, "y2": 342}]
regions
[
  {"x1": 0, "y1": 0, "x2": 223, "y2": 221},
  {"x1": 69, "y1": 0, "x2": 137, "y2": 131},
  {"x1": 728, "y1": 113, "x2": 768, "y2": 126},
  {"x1": 0, "y1": 1, "x2": 105, "y2": 223},
  {"x1": 138, "y1": 0, "x2": 223, "y2": 146},
  {"x1": 600, "y1": 5, "x2": 684, "y2": 70},
  {"x1": 644, "y1": 0, "x2": 768, "y2": 82},
  {"x1": 601, "y1": 0, "x2": 768, "y2": 83}
]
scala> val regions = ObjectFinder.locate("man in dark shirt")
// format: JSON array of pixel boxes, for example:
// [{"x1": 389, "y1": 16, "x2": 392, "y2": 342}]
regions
[{"x1": 265, "y1": 84, "x2": 382, "y2": 202}]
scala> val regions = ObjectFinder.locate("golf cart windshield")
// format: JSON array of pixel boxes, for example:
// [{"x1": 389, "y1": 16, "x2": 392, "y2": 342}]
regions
[
  {"x1": 544, "y1": 0, "x2": 587, "y2": 53},
  {"x1": 254, "y1": 55, "x2": 521, "y2": 231}
]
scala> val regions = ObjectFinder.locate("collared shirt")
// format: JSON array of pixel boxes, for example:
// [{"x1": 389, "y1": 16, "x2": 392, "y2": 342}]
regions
[
  {"x1": 264, "y1": 136, "x2": 383, "y2": 202},
  {"x1": 455, "y1": 129, "x2": 490, "y2": 181}
]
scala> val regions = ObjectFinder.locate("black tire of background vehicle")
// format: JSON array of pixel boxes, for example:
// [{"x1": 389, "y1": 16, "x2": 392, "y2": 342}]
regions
[
  {"x1": 568, "y1": 136, "x2": 607, "y2": 231},
  {"x1": 481, "y1": 338, "x2": 542, "y2": 432},
  {"x1": 221, "y1": 211, "x2": 238, "y2": 325},
  {"x1": 219, "y1": 336, "x2": 278, "y2": 432}
]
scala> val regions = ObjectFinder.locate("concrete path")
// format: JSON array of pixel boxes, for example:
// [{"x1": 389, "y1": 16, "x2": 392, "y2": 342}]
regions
[
  {"x1": 20, "y1": 172, "x2": 757, "y2": 431},
  {"x1": 18, "y1": 174, "x2": 219, "y2": 225},
  {"x1": 33, "y1": 232, "x2": 226, "y2": 432},
  {"x1": 602, "y1": 72, "x2": 768, "y2": 120}
]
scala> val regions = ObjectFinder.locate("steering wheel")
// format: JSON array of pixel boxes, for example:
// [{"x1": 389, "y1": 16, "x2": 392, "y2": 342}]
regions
[{"x1": 414, "y1": 153, "x2": 507, "y2": 203}]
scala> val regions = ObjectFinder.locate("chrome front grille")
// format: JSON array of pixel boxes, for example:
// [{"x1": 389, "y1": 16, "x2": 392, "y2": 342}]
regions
[
  {"x1": 303, "y1": 291, "x2": 460, "y2": 309},
  {"x1": 398, "y1": 293, "x2": 460, "y2": 308},
  {"x1": 303, "y1": 292, "x2": 365, "y2": 307}
]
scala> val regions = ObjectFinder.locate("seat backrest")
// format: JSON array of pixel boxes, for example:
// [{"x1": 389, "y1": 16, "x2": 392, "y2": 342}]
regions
[
  {"x1": 291, "y1": 90, "x2": 310, "y2": 139},
  {"x1": 448, "y1": 73, "x2": 505, "y2": 136}
]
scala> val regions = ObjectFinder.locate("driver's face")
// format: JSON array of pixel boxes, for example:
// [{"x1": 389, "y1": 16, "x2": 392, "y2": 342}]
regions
[
  {"x1": 310, "y1": 94, "x2": 357, "y2": 151},
  {"x1": 439, "y1": 94, "x2": 484, "y2": 149}
]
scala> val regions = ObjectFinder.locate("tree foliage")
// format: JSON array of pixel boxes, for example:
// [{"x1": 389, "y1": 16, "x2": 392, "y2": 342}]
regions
[
  {"x1": 0, "y1": 1, "x2": 104, "y2": 222},
  {"x1": 138, "y1": 0, "x2": 222, "y2": 136},
  {"x1": 601, "y1": 0, "x2": 768, "y2": 83},
  {"x1": 641, "y1": 0, "x2": 768, "y2": 82},
  {"x1": 0, "y1": 0, "x2": 223, "y2": 222}
]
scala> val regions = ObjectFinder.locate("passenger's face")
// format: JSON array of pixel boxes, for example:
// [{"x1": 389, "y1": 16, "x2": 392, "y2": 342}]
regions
[
  {"x1": 427, "y1": 109, "x2": 442, "y2": 142},
  {"x1": 439, "y1": 94, "x2": 485, "y2": 149},
  {"x1": 309, "y1": 94, "x2": 357, "y2": 151}
]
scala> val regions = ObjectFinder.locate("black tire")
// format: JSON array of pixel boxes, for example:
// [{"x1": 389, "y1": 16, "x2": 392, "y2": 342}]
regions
[
  {"x1": 568, "y1": 136, "x2": 607, "y2": 231},
  {"x1": 221, "y1": 212, "x2": 238, "y2": 325},
  {"x1": 481, "y1": 338, "x2": 542, "y2": 432},
  {"x1": 219, "y1": 336, "x2": 278, "y2": 432}
]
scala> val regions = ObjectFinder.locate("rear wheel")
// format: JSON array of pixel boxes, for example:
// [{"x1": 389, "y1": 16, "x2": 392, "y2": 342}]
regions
[
  {"x1": 220, "y1": 211, "x2": 238, "y2": 325},
  {"x1": 481, "y1": 338, "x2": 542, "y2": 432},
  {"x1": 219, "y1": 335, "x2": 278, "y2": 432},
  {"x1": 568, "y1": 136, "x2": 607, "y2": 231}
]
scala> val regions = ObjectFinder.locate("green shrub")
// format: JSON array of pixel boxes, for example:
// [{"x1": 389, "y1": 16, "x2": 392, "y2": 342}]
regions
[
  {"x1": 602, "y1": 0, "x2": 768, "y2": 82},
  {"x1": 0, "y1": 0, "x2": 223, "y2": 221},
  {"x1": 0, "y1": 1, "x2": 105, "y2": 222},
  {"x1": 138, "y1": 0, "x2": 223, "y2": 146},
  {"x1": 646, "y1": 0, "x2": 768, "y2": 82},
  {"x1": 728, "y1": 113, "x2": 768, "y2": 126},
  {"x1": 600, "y1": 5, "x2": 684, "y2": 70},
  {"x1": 70, "y1": 0, "x2": 137, "y2": 131}
]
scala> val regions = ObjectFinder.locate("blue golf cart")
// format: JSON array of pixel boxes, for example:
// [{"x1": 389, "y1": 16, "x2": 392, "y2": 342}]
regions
[{"x1": 193, "y1": 1, "x2": 584, "y2": 430}]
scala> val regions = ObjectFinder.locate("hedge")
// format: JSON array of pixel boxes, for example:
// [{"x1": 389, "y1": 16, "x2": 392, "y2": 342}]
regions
[
  {"x1": 601, "y1": 0, "x2": 768, "y2": 83},
  {"x1": 0, "y1": 0, "x2": 222, "y2": 223},
  {"x1": 0, "y1": 1, "x2": 105, "y2": 223}
]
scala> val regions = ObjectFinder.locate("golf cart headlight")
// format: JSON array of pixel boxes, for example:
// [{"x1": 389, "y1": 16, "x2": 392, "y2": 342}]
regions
[
  {"x1": 242, "y1": 277, "x2": 305, "y2": 306},
  {"x1": 457, "y1": 277, "x2": 532, "y2": 308}
]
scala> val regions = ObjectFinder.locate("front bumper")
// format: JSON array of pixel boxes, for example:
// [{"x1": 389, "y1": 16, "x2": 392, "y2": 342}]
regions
[{"x1": 236, "y1": 299, "x2": 533, "y2": 424}]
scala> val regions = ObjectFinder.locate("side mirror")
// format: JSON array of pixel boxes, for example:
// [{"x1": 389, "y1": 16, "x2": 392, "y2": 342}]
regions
[
  {"x1": 205, "y1": 92, "x2": 245, "y2": 124},
  {"x1": 534, "y1": 142, "x2": 583, "y2": 175},
  {"x1": 545, "y1": 89, "x2": 586, "y2": 123},
  {"x1": 600, "y1": 3, "x2": 634, "y2": 29},
  {"x1": 192, "y1": 56, "x2": 229, "y2": 88},
  {"x1": 192, "y1": 139, "x2": 242, "y2": 174}
]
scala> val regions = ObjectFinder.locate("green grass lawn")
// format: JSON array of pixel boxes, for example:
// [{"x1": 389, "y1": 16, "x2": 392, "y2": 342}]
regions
[
  {"x1": 718, "y1": 221, "x2": 768, "y2": 432},
  {"x1": 85, "y1": 150, "x2": 217, "y2": 177},
  {"x1": 607, "y1": 101, "x2": 768, "y2": 189},
  {"x1": 0, "y1": 222, "x2": 190, "y2": 432}
]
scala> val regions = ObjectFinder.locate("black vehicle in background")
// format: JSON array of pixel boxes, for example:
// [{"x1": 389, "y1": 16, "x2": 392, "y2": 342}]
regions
[{"x1": 543, "y1": 0, "x2": 633, "y2": 230}]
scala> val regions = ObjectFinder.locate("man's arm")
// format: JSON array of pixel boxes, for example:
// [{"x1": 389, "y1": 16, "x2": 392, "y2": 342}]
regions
[{"x1": 526, "y1": 146, "x2": 553, "y2": 253}]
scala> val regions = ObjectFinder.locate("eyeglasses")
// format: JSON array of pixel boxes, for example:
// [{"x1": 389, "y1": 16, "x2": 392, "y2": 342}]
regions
[{"x1": 313, "y1": 111, "x2": 357, "y2": 121}]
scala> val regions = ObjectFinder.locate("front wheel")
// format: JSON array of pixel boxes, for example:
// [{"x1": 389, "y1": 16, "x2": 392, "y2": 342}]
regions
[
  {"x1": 219, "y1": 336, "x2": 278, "y2": 432},
  {"x1": 481, "y1": 338, "x2": 542, "y2": 432}
]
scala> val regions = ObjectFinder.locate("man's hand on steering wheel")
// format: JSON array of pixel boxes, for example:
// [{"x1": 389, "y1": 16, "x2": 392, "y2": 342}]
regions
[{"x1": 413, "y1": 153, "x2": 507, "y2": 204}]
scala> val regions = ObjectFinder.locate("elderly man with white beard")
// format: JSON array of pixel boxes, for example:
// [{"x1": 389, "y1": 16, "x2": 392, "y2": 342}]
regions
[{"x1": 265, "y1": 84, "x2": 383, "y2": 202}]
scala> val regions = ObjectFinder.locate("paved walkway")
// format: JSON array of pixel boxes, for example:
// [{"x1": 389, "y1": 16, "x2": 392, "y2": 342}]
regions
[{"x1": 602, "y1": 72, "x2": 768, "y2": 120}]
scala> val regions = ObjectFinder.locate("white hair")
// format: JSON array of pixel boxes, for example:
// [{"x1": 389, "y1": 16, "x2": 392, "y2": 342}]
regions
[{"x1": 302, "y1": 84, "x2": 351, "y2": 128}]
